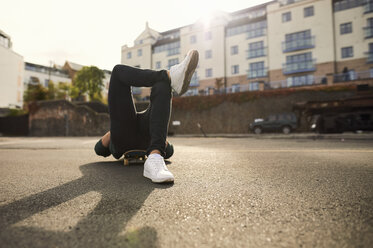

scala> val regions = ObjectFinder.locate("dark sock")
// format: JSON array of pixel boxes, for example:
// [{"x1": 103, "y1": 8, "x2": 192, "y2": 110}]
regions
[
  {"x1": 94, "y1": 139, "x2": 111, "y2": 157},
  {"x1": 164, "y1": 142, "x2": 174, "y2": 159}
]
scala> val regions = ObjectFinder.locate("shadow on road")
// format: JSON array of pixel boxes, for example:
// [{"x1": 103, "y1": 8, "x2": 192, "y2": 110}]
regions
[{"x1": 0, "y1": 161, "x2": 172, "y2": 247}]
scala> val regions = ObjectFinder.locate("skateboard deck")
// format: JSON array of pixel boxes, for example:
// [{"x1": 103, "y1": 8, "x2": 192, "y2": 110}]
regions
[{"x1": 123, "y1": 150, "x2": 147, "y2": 166}]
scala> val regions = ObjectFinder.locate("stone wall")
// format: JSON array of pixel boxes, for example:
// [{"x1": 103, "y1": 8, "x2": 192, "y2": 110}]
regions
[
  {"x1": 168, "y1": 83, "x2": 361, "y2": 134},
  {"x1": 29, "y1": 100, "x2": 109, "y2": 136}
]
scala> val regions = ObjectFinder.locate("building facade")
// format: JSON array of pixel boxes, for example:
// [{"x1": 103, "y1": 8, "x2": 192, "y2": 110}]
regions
[
  {"x1": 121, "y1": 0, "x2": 373, "y2": 99},
  {"x1": 0, "y1": 29, "x2": 24, "y2": 108},
  {"x1": 24, "y1": 61, "x2": 111, "y2": 102},
  {"x1": 24, "y1": 62, "x2": 71, "y2": 88}
]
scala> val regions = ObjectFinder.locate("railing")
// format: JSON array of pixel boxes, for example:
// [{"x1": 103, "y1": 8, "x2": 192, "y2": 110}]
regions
[
  {"x1": 283, "y1": 59, "x2": 316, "y2": 74},
  {"x1": 282, "y1": 36, "x2": 315, "y2": 53},
  {"x1": 189, "y1": 76, "x2": 199, "y2": 87},
  {"x1": 25, "y1": 66, "x2": 70, "y2": 78},
  {"x1": 247, "y1": 68, "x2": 268, "y2": 79},
  {"x1": 247, "y1": 48, "x2": 267, "y2": 59},
  {"x1": 266, "y1": 76, "x2": 327, "y2": 90},
  {"x1": 365, "y1": 1, "x2": 373, "y2": 13},
  {"x1": 364, "y1": 26, "x2": 373, "y2": 39},
  {"x1": 333, "y1": 70, "x2": 372, "y2": 82}
]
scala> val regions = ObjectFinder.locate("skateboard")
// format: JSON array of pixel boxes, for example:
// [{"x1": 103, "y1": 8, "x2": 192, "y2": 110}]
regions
[{"x1": 123, "y1": 150, "x2": 147, "y2": 166}]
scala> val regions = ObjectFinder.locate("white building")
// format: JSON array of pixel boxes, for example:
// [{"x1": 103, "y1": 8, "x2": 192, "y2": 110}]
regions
[
  {"x1": 121, "y1": 0, "x2": 373, "y2": 100},
  {"x1": 0, "y1": 29, "x2": 24, "y2": 108},
  {"x1": 24, "y1": 62, "x2": 71, "y2": 88}
]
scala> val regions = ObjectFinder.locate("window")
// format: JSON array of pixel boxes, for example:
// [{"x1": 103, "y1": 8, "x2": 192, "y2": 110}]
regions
[
  {"x1": 340, "y1": 22, "x2": 352, "y2": 34},
  {"x1": 341, "y1": 46, "x2": 353, "y2": 58},
  {"x1": 283, "y1": 30, "x2": 314, "y2": 52},
  {"x1": 137, "y1": 49, "x2": 142, "y2": 57},
  {"x1": 232, "y1": 84, "x2": 240, "y2": 93},
  {"x1": 231, "y1": 65, "x2": 239, "y2": 75},
  {"x1": 304, "y1": 6, "x2": 314, "y2": 17},
  {"x1": 282, "y1": 12, "x2": 291, "y2": 22},
  {"x1": 366, "y1": 18, "x2": 373, "y2": 38},
  {"x1": 153, "y1": 41, "x2": 180, "y2": 56},
  {"x1": 231, "y1": 45, "x2": 238, "y2": 55},
  {"x1": 284, "y1": 52, "x2": 315, "y2": 74},
  {"x1": 334, "y1": 0, "x2": 365, "y2": 12},
  {"x1": 249, "y1": 62, "x2": 266, "y2": 78},
  {"x1": 205, "y1": 50, "x2": 212, "y2": 59},
  {"x1": 127, "y1": 52, "x2": 132, "y2": 59},
  {"x1": 0, "y1": 35, "x2": 10, "y2": 48},
  {"x1": 226, "y1": 20, "x2": 267, "y2": 39},
  {"x1": 167, "y1": 58, "x2": 179, "y2": 69},
  {"x1": 155, "y1": 61, "x2": 161, "y2": 69},
  {"x1": 248, "y1": 41, "x2": 265, "y2": 58},
  {"x1": 368, "y1": 43, "x2": 373, "y2": 62},
  {"x1": 205, "y1": 31, "x2": 212, "y2": 40},
  {"x1": 190, "y1": 35, "x2": 197, "y2": 44},
  {"x1": 205, "y1": 68, "x2": 213, "y2": 77},
  {"x1": 249, "y1": 82, "x2": 259, "y2": 91}
]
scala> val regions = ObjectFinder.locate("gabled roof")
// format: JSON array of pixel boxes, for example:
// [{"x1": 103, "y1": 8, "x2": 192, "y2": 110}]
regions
[
  {"x1": 65, "y1": 61, "x2": 84, "y2": 71},
  {"x1": 135, "y1": 22, "x2": 160, "y2": 43}
]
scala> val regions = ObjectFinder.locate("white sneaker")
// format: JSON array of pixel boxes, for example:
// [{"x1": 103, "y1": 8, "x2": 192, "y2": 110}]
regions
[
  {"x1": 143, "y1": 154, "x2": 174, "y2": 183},
  {"x1": 169, "y1": 50, "x2": 199, "y2": 96}
]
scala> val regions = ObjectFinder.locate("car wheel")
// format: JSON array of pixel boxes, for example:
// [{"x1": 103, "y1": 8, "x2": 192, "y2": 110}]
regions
[
  {"x1": 254, "y1": 126, "x2": 262, "y2": 134},
  {"x1": 282, "y1": 126, "x2": 291, "y2": 134}
]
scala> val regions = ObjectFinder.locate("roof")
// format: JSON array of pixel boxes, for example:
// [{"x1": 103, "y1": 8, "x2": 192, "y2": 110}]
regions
[{"x1": 65, "y1": 61, "x2": 84, "y2": 71}]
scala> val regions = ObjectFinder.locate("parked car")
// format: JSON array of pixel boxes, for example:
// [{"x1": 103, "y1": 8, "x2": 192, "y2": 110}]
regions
[{"x1": 249, "y1": 113, "x2": 298, "y2": 134}]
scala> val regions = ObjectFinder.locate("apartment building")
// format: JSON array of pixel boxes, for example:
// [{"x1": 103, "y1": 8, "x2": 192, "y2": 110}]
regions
[
  {"x1": 0, "y1": 29, "x2": 24, "y2": 108},
  {"x1": 121, "y1": 0, "x2": 373, "y2": 99},
  {"x1": 24, "y1": 62, "x2": 71, "y2": 88},
  {"x1": 24, "y1": 61, "x2": 111, "y2": 101}
]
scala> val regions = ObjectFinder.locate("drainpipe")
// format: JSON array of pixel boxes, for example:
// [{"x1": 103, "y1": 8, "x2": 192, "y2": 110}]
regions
[{"x1": 331, "y1": 1, "x2": 338, "y2": 76}]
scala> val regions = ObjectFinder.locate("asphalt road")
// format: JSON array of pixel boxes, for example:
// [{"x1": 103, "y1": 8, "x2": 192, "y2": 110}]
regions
[{"x1": 0, "y1": 137, "x2": 372, "y2": 247}]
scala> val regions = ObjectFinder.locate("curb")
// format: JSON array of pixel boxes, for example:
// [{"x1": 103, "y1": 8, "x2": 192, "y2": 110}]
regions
[{"x1": 173, "y1": 132, "x2": 373, "y2": 141}]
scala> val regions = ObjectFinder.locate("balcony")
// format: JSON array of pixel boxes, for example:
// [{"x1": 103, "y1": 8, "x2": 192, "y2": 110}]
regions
[
  {"x1": 364, "y1": 26, "x2": 373, "y2": 39},
  {"x1": 282, "y1": 59, "x2": 316, "y2": 74},
  {"x1": 247, "y1": 48, "x2": 267, "y2": 59},
  {"x1": 282, "y1": 36, "x2": 315, "y2": 53},
  {"x1": 247, "y1": 68, "x2": 268, "y2": 79},
  {"x1": 364, "y1": 1, "x2": 373, "y2": 13}
]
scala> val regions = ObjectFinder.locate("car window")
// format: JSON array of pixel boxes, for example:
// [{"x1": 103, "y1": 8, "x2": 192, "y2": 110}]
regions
[{"x1": 268, "y1": 115, "x2": 276, "y2": 121}]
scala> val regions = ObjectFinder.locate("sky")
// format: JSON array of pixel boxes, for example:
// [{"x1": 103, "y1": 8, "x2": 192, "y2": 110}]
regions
[{"x1": 1, "y1": 0, "x2": 269, "y2": 70}]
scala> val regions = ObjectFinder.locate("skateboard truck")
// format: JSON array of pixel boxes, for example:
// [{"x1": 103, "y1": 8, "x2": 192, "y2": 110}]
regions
[{"x1": 123, "y1": 150, "x2": 147, "y2": 166}]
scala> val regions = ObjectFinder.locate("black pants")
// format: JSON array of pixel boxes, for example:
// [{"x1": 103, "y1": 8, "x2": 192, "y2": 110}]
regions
[{"x1": 108, "y1": 64, "x2": 172, "y2": 158}]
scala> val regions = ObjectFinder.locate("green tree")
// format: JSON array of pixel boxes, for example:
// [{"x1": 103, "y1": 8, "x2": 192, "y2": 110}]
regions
[
  {"x1": 47, "y1": 81, "x2": 58, "y2": 100},
  {"x1": 74, "y1": 66, "x2": 104, "y2": 101},
  {"x1": 23, "y1": 84, "x2": 48, "y2": 102}
]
